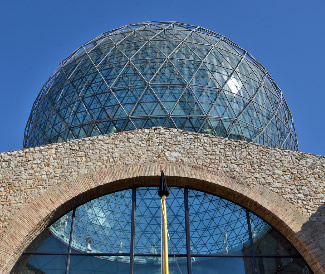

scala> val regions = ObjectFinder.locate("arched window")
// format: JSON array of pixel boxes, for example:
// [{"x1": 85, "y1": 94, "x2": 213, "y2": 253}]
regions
[{"x1": 13, "y1": 187, "x2": 311, "y2": 273}]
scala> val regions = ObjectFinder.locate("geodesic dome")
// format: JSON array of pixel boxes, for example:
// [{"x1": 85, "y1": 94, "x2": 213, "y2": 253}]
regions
[{"x1": 24, "y1": 21, "x2": 298, "y2": 150}]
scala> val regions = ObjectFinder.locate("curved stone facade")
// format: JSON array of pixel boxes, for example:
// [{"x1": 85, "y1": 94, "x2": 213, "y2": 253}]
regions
[{"x1": 0, "y1": 128, "x2": 324, "y2": 273}]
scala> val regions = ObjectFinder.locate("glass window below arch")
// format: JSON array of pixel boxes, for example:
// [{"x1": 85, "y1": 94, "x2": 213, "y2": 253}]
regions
[{"x1": 12, "y1": 187, "x2": 311, "y2": 274}]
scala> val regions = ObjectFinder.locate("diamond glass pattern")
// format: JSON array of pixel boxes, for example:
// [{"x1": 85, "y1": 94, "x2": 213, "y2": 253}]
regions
[
  {"x1": 135, "y1": 187, "x2": 186, "y2": 255},
  {"x1": 188, "y1": 189, "x2": 250, "y2": 255},
  {"x1": 249, "y1": 212, "x2": 299, "y2": 256},
  {"x1": 24, "y1": 21, "x2": 298, "y2": 150},
  {"x1": 67, "y1": 189, "x2": 132, "y2": 254},
  {"x1": 15, "y1": 187, "x2": 311, "y2": 273}
]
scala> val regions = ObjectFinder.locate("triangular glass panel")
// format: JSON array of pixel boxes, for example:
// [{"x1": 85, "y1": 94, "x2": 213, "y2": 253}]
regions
[
  {"x1": 150, "y1": 117, "x2": 167, "y2": 127},
  {"x1": 94, "y1": 92, "x2": 108, "y2": 104},
  {"x1": 240, "y1": 58, "x2": 264, "y2": 82},
  {"x1": 69, "y1": 55, "x2": 94, "y2": 78},
  {"x1": 112, "y1": 119, "x2": 127, "y2": 132},
  {"x1": 151, "y1": 61, "x2": 186, "y2": 85},
  {"x1": 114, "y1": 106, "x2": 128, "y2": 118},
  {"x1": 137, "y1": 28, "x2": 157, "y2": 41},
  {"x1": 83, "y1": 95, "x2": 95, "y2": 109},
  {"x1": 170, "y1": 59, "x2": 201, "y2": 82},
  {"x1": 149, "y1": 39, "x2": 178, "y2": 56},
  {"x1": 98, "y1": 64, "x2": 127, "y2": 87},
  {"x1": 88, "y1": 108, "x2": 101, "y2": 120},
  {"x1": 165, "y1": 28, "x2": 188, "y2": 40},
  {"x1": 182, "y1": 118, "x2": 196, "y2": 132},
  {"x1": 130, "y1": 103, "x2": 146, "y2": 117},
  {"x1": 111, "y1": 88, "x2": 128, "y2": 105},
  {"x1": 112, "y1": 64, "x2": 146, "y2": 88},
  {"x1": 132, "y1": 41, "x2": 166, "y2": 60},
  {"x1": 102, "y1": 105, "x2": 119, "y2": 119},
  {"x1": 87, "y1": 124, "x2": 101, "y2": 136},
  {"x1": 222, "y1": 104, "x2": 236, "y2": 119},
  {"x1": 80, "y1": 111, "x2": 92, "y2": 123},
  {"x1": 71, "y1": 126, "x2": 81, "y2": 138},
  {"x1": 205, "y1": 49, "x2": 224, "y2": 67},
  {"x1": 153, "y1": 85, "x2": 184, "y2": 102},
  {"x1": 199, "y1": 119, "x2": 215, "y2": 135},
  {"x1": 131, "y1": 102, "x2": 155, "y2": 116},
  {"x1": 88, "y1": 39, "x2": 115, "y2": 62},
  {"x1": 228, "y1": 123, "x2": 244, "y2": 140},
  {"x1": 189, "y1": 117, "x2": 205, "y2": 132},
  {"x1": 123, "y1": 103, "x2": 136, "y2": 115},
  {"x1": 109, "y1": 32, "x2": 129, "y2": 44},
  {"x1": 185, "y1": 41, "x2": 211, "y2": 60},
  {"x1": 70, "y1": 74, "x2": 89, "y2": 92},
  {"x1": 161, "y1": 101, "x2": 177, "y2": 113},
  {"x1": 117, "y1": 41, "x2": 147, "y2": 59},
  {"x1": 62, "y1": 58, "x2": 80, "y2": 79},
  {"x1": 208, "y1": 104, "x2": 223, "y2": 118},
  {"x1": 96, "y1": 121, "x2": 111, "y2": 133},
  {"x1": 190, "y1": 102, "x2": 205, "y2": 116},
  {"x1": 122, "y1": 86, "x2": 145, "y2": 104},
  {"x1": 102, "y1": 92, "x2": 120, "y2": 107},
  {"x1": 193, "y1": 87, "x2": 219, "y2": 111},
  {"x1": 99, "y1": 47, "x2": 128, "y2": 67},
  {"x1": 151, "y1": 102, "x2": 168, "y2": 116},
  {"x1": 132, "y1": 59, "x2": 162, "y2": 81},
  {"x1": 131, "y1": 118, "x2": 146, "y2": 128},
  {"x1": 97, "y1": 109, "x2": 109, "y2": 121},
  {"x1": 190, "y1": 65, "x2": 222, "y2": 88},
  {"x1": 172, "y1": 117, "x2": 187, "y2": 129},
  {"x1": 172, "y1": 89, "x2": 204, "y2": 116},
  {"x1": 171, "y1": 102, "x2": 186, "y2": 116},
  {"x1": 143, "y1": 118, "x2": 156, "y2": 128},
  {"x1": 186, "y1": 30, "x2": 207, "y2": 44},
  {"x1": 169, "y1": 42, "x2": 199, "y2": 61},
  {"x1": 124, "y1": 120, "x2": 136, "y2": 131},
  {"x1": 209, "y1": 119, "x2": 227, "y2": 137},
  {"x1": 105, "y1": 122, "x2": 119, "y2": 134},
  {"x1": 139, "y1": 89, "x2": 157, "y2": 103},
  {"x1": 164, "y1": 118, "x2": 176, "y2": 128}
]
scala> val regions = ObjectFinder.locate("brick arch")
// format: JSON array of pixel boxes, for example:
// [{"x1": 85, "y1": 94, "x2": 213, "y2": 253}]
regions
[{"x1": 1, "y1": 162, "x2": 322, "y2": 273}]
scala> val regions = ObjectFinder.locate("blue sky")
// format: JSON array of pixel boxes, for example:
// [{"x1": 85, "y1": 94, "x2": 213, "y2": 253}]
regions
[{"x1": 0, "y1": 0, "x2": 324, "y2": 155}]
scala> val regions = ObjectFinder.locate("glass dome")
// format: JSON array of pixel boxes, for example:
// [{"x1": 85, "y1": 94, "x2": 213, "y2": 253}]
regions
[{"x1": 24, "y1": 21, "x2": 298, "y2": 150}]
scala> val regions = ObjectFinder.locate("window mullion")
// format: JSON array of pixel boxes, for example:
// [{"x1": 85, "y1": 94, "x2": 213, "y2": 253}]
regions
[
  {"x1": 246, "y1": 209, "x2": 258, "y2": 274},
  {"x1": 65, "y1": 208, "x2": 76, "y2": 274},
  {"x1": 130, "y1": 186, "x2": 136, "y2": 274},
  {"x1": 185, "y1": 187, "x2": 192, "y2": 274}
]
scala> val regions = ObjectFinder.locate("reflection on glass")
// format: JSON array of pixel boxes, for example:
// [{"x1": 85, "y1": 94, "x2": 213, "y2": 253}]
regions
[
  {"x1": 135, "y1": 187, "x2": 186, "y2": 255},
  {"x1": 189, "y1": 189, "x2": 250, "y2": 255},
  {"x1": 134, "y1": 256, "x2": 188, "y2": 274},
  {"x1": 249, "y1": 213, "x2": 298, "y2": 256},
  {"x1": 192, "y1": 257, "x2": 254, "y2": 274},
  {"x1": 255, "y1": 258, "x2": 311, "y2": 274},
  {"x1": 71, "y1": 189, "x2": 132, "y2": 254},
  {"x1": 69, "y1": 255, "x2": 130, "y2": 274},
  {"x1": 13, "y1": 255, "x2": 67, "y2": 274},
  {"x1": 15, "y1": 187, "x2": 311, "y2": 273},
  {"x1": 25, "y1": 228, "x2": 69, "y2": 253}
]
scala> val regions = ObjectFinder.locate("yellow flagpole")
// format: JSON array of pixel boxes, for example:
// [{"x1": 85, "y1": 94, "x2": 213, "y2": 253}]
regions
[
  {"x1": 162, "y1": 195, "x2": 169, "y2": 274},
  {"x1": 159, "y1": 170, "x2": 169, "y2": 274}
]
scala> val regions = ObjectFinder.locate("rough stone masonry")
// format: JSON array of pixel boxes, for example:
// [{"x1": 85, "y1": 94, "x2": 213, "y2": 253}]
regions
[{"x1": 0, "y1": 128, "x2": 324, "y2": 273}]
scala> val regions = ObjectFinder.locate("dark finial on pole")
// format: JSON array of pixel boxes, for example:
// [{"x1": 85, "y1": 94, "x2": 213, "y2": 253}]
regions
[{"x1": 158, "y1": 170, "x2": 169, "y2": 197}]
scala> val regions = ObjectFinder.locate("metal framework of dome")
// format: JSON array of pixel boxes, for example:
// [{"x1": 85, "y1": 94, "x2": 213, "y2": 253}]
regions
[{"x1": 23, "y1": 21, "x2": 298, "y2": 150}]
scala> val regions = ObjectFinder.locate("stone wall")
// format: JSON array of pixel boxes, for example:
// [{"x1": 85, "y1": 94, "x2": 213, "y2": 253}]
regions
[{"x1": 0, "y1": 128, "x2": 324, "y2": 273}]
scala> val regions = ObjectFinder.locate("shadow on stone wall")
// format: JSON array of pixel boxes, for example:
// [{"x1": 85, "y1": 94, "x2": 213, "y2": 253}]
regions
[{"x1": 298, "y1": 203, "x2": 325, "y2": 273}]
